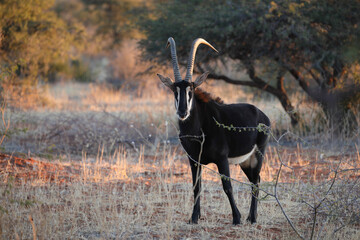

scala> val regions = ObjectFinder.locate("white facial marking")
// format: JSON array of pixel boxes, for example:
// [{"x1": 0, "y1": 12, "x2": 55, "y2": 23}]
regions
[
  {"x1": 179, "y1": 86, "x2": 192, "y2": 121},
  {"x1": 186, "y1": 86, "x2": 193, "y2": 111},
  {"x1": 228, "y1": 145, "x2": 257, "y2": 166},
  {"x1": 175, "y1": 87, "x2": 180, "y2": 110}
]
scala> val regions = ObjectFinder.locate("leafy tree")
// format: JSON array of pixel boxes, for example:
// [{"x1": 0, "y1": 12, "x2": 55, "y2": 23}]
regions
[
  {"x1": 83, "y1": 0, "x2": 136, "y2": 46},
  {"x1": 53, "y1": 0, "x2": 144, "y2": 86},
  {"x1": 0, "y1": 0, "x2": 84, "y2": 90},
  {"x1": 138, "y1": 0, "x2": 360, "y2": 133},
  {"x1": 54, "y1": 0, "x2": 142, "y2": 50}
]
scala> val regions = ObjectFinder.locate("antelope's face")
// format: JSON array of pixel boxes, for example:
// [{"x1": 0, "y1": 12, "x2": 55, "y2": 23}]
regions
[
  {"x1": 157, "y1": 72, "x2": 209, "y2": 121},
  {"x1": 173, "y1": 81, "x2": 194, "y2": 121}
]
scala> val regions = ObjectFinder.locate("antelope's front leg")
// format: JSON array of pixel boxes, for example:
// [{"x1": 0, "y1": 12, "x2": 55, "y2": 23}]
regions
[
  {"x1": 217, "y1": 158, "x2": 241, "y2": 225},
  {"x1": 189, "y1": 161, "x2": 202, "y2": 224}
]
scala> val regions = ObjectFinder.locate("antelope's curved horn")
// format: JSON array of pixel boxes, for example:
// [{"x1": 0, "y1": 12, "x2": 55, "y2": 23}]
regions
[
  {"x1": 166, "y1": 37, "x2": 182, "y2": 82},
  {"x1": 184, "y1": 38, "x2": 218, "y2": 82}
]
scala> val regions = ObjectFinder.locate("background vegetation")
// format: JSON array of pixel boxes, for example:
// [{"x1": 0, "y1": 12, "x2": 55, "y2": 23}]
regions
[{"x1": 1, "y1": 0, "x2": 358, "y2": 132}]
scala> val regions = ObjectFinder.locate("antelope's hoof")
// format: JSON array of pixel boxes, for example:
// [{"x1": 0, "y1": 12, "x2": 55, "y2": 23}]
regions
[
  {"x1": 246, "y1": 216, "x2": 257, "y2": 224},
  {"x1": 188, "y1": 218, "x2": 199, "y2": 224},
  {"x1": 233, "y1": 219, "x2": 241, "y2": 225}
]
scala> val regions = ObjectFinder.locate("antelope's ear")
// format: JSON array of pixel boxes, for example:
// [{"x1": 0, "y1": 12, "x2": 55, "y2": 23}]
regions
[
  {"x1": 194, "y1": 72, "x2": 210, "y2": 88},
  {"x1": 157, "y1": 74, "x2": 175, "y2": 90}
]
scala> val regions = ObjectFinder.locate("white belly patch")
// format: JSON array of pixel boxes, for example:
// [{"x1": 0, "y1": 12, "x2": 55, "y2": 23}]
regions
[{"x1": 228, "y1": 145, "x2": 257, "y2": 165}]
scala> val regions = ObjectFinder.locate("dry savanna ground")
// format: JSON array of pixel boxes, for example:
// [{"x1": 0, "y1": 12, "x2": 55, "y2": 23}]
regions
[{"x1": 1, "y1": 82, "x2": 359, "y2": 239}]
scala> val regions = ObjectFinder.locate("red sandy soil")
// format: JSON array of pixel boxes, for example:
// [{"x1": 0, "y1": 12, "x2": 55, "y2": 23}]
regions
[
  {"x1": 0, "y1": 147, "x2": 358, "y2": 184},
  {"x1": 0, "y1": 153, "x2": 185, "y2": 185},
  {"x1": 0, "y1": 153, "x2": 82, "y2": 183}
]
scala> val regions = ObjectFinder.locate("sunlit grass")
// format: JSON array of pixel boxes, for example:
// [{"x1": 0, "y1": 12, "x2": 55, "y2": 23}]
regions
[{"x1": 1, "y1": 142, "x2": 359, "y2": 239}]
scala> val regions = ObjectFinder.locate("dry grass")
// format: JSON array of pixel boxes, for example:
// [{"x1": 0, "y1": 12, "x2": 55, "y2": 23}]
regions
[
  {"x1": 1, "y1": 143, "x2": 359, "y2": 239},
  {"x1": 4, "y1": 81, "x2": 358, "y2": 157},
  {"x1": 1, "y1": 82, "x2": 359, "y2": 239}
]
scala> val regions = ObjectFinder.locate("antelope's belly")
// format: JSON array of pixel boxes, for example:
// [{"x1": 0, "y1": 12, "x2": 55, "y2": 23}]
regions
[{"x1": 228, "y1": 145, "x2": 257, "y2": 168}]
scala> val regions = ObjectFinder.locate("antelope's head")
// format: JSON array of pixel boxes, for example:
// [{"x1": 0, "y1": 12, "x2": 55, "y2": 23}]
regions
[{"x1": 157, "y1": 37, "x2": 218, "y2": 121}]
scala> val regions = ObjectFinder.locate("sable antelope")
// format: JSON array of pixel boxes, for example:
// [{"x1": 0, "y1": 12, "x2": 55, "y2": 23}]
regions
[{"x1": 157, "y1": 37, "x2": 270, "y2": 224}]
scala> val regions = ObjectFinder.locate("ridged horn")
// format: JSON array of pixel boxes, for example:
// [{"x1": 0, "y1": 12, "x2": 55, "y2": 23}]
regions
[
  {"x1": 184, "y1": 38, "x2": 218, "y2": 82},
  {"x1": 166, "y1": 37, "x2": 182, "y2": 82}
]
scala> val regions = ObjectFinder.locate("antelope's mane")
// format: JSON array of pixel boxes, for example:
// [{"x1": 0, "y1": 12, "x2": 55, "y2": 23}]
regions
[{"x1": 194, "y1": 88, "x2": 224, "y2": 104}]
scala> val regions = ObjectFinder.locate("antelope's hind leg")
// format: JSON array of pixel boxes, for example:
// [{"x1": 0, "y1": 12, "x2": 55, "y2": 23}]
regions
[{"x1": 241, "y1": 147, "x2": 265, "y2": 224}]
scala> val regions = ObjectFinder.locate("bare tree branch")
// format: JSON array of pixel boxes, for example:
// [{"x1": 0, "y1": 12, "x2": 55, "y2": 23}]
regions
[
  {"x1": 207, "y1": 72, "x2": 259, "y2": 88},
  {"x1": 308, "y1": 69, "x2": 322, "y2": 86}
]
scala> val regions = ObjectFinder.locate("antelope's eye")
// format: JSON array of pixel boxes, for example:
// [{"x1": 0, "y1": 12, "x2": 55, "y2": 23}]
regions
[{"x1": 188, "y1": 91, "x2": 192, "y2": 99}]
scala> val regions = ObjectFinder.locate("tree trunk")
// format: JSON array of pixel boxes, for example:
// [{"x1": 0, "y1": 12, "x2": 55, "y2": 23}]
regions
[
  {"x1": 242, "y1": 60, "x2": 300, "y2": 126},
  {"x1": 274, "y1": 92, "x2": 300, "y2": 126},
  {"x1": 318, "y1": 91, "x2": 358, "y2": 137},
  {"x1": 288, "y1": 68, "x2": 359, "y2": 136},
  {"x1": 275, "y1": 74, "x2": 300, "y2": 126}
]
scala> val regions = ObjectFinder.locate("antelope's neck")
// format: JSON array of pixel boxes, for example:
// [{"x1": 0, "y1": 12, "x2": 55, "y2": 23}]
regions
[{"x1": 178, "y1": 99, "x2": 203, "y2": 137}]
